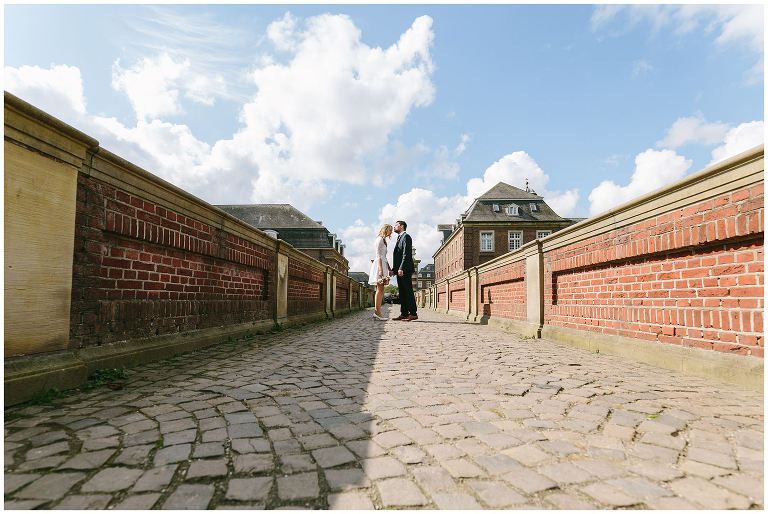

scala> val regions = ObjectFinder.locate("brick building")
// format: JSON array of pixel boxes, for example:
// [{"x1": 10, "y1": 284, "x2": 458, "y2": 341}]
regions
[
  {"x1": 217, "y1": 204, "x2": 349, "y2": 274},
  {"x1": 416, "y1": 264, "x2": 435, "y2": 291},
  {"x1": 434, "y1": 182, "x2": 581, "y2": 280}
]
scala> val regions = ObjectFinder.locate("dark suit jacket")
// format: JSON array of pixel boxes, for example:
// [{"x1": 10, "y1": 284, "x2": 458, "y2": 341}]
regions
[{"x1": 393, "y1": 232, "x2": 414, "y2": 274}]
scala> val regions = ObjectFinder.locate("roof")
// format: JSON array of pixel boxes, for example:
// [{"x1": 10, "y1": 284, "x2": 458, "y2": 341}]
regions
[
  {"x1": 463, "y1": 182, "x2": 567, "y2": 223},
  {"x1": 348, "y1": 272, "x2": 370, "y2": 283},
  {"x1": 477, "y1": 182, "x2": 542, "y2": 201},
  {"x1": 419, "y1": 264, "x2": 435, "y2": 272},
  {"x1": 216, "y1": 204, "x2": 323, "y2": 229}
]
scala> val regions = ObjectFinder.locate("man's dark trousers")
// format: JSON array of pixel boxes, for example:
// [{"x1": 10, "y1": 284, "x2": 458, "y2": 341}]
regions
[{"x1": 398, "y1": 274, "x2": 418, "y2": 317}]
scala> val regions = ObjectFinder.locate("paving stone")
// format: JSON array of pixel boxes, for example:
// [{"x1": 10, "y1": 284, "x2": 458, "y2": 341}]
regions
[
  {"x1": 162, "y1": 484, "x2": 215, "y2": 509},
  {"x1": 362, "y1": 456, "x2": 407, "y2": 480},
  {"x1": 679, "y1": 459, "x2": 731, "y2": 478},
  {"x1": 81, "y1": 466, "x2": 144, "y2": 492},
  {"x1": 277, "y1": 472, "x2": 320, "y2": 501},
  {"x1": 713, "y1": 473, "x2": 764, "y2": 503},
  {"x1": 473, "y1": 453, "x2": 522, "y2": 474},
  {"x1": 280, "y1": 453, "x2": 316, "y2": 473},
  {"x1": 669, "y1": 476, "x2": 752, "y2": 509},
  {"x1": 581, "y1": 482, "x2": 641, "y2": 507},
  {"x1": 234, "y1": 453, "x2": 274, "y2": 474},
  {"x1": 17, "y1": 455, "x2": 68, "y2": 471},
  {"x1": 686, "y1": 446, "x2": 737, "y2": 469},
  {"x1": 442, "y1": 458, "x2": 486, "y2": 478},
  {"x1": 193, "y1": 441, "x2": 226, "y2": 458},
  {"x1": 311, "y1": 445, "x2": 356, "y2": 468},
  {"x1": 15, "y1": 473, "x2": 86, "y2": 500},
  {"x1": 154, "y1": 444, "x2": 191, "y2": 465},
  {"x1": 4, "y1": 473, "x2": 41, "y2": 494},
  {"x1": 346, "y1": 439, "x2": 387, "y2": 458},
  {"x1": 228, "y1": 423, "x2": 264, "y2": 439},
  {"x1": 273, "y1": 438, "x2": 303, "y2": 455},
  {"x1": 390, "y1": 444, "x2": 426, "y2": 463},
  {"x1": 299, "y1": 433, "x2": 338, "y2": 450},
  {"x1": 226, "y1": 477, "x2": 273, "y2": 501},
  {"x1": 431, "y1": 492, "x2": 483, "y2": 509},
  {"x1": 545, "y1": 492, "x2": 598, "y2": 509},
  {"x1": 4, "y1": 500, "x2": 48, "y2": 510},
  {"x1": 186, "y1": 458, "x2": 228, "y2": 478},
  {"x1": 202, "y1": 428, "x2": 228, "y2": 442},
  {"x1": 82, "y1": 436, "x2": 120, "y2": 451},
  {"x1": 327, "y1": 491, "x2": 375, "y2": 510},
  {"x1": 465, "y1": 479, "x2": 527, "y2": 507},
  {"x1": 113, "y1": 493, "x2": 162, "y2": 510},
  {"x1": 377, "y1": 478, "x2": 429, "y2": 507},
  {"x1": 502, "y1": 467, "x2": 557, "y2": 494},
  {"x1": 325, "y1": 468, "x2": 371, "y2": 491},
  {"x1": 644, "y1": 496, "x2": 699, "y2": 509},
  {"x1": 423, "y1": 443, "x2": 466, "y2": 461},
  {"x1": 25, "y1": 441, "x2": 69, "y2": 461},
  {"x1": 133, "y1": 465, "x2": 178, "y2": 492},
  {"x1": 231, "y1": 437, "x2": 271, "y2": 454},
  {"x1": 52, "y1": 494, "x2": 111, "y2": 509},
  {"x1": 411, "y1": 466, "x2": 459, "y2": 496},
  {"x1": 58, "y1": 449, "x2": 115, "y2": 470},
  {"x1": 164, "y1": 429, "x2": 197, "y2": 446}
]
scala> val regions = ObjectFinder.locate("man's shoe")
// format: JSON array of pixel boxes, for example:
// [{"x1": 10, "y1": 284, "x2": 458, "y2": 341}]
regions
[
  {"x1": 404, "y1": 315, "x2": 418, "y2": 321},
  {"x1": 393, "y1": 315, "x2": 406, "y2": 321}
]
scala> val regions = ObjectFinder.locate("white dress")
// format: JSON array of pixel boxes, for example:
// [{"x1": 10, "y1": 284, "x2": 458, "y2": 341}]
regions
[{"x1": 368, "y1": 236, "x2": 391, "y2": 285}]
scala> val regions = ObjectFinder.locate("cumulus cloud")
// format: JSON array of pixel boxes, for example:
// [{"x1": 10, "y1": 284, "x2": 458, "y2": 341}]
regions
[
  {"x1": 5, "y1": 13, "x2": 436, "y2": 208},
  {"x1": 4, "y1": 64, "x2": 87, "y2": 119},
  {"x1": 631, "y1": 59, "x2": 654, "y2": 78},
  {"x1": 341, "y1": 151, "x2": 579, "y2": 272},
  {"x1": 657, "y1": 114, "x2": 730, "y2": 149},
  {"x1": 588, "y1": 149, "x2": 692, "y2": 216},
  {"x1": 710, "y1": 121, "x2": 764, "y2": 165},
  {"x1": 466, "y1": 152, "x2": 579, "y2": 217}
]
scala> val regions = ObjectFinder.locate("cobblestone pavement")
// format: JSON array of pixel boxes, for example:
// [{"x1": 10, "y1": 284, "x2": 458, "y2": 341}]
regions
[{"x1": 4, "y1": 307, "x2": 764, "y2": 509}]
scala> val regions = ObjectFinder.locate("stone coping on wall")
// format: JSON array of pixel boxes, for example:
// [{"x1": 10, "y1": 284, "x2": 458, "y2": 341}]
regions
[{"x1": 539, "y1": 145, "x2": 763, "y2": 253}]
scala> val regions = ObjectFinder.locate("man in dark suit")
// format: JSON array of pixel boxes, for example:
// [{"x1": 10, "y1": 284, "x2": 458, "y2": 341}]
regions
[{"x1": 391, "y1": 220, "x2": 418, "y2": 321}]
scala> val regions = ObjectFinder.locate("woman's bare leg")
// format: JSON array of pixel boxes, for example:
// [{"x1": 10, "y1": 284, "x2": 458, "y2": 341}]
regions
[{"x1": 375, "y1": 283, "x2": 384, "y2": 316}]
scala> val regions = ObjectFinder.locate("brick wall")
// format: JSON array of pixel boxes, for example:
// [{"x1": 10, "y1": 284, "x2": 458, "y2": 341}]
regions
[
  {"x1": 479, "y1": 260, "x2": 526, "y2": 320},
  {"x1": 287, "y1": 258, "x2": 324, "y2": 316},
  {"x1": 72, "y1": 174, "x2": 275, "y2": 347},
  {"x1": 335, "y1": 279, "x2": 349, "y2": 311},
  {"x1": 448, "y1": 280, "x2": 466, "y2": 311},
  {"x1": 434, "y1": 227, "x2": 464, "y2": 281},
  {"x1": 544, "y1": 183, "x2": 764, "y2": 357},
  {"x1": 437, "y1": 290, "x2": 447, "y2": 310}
]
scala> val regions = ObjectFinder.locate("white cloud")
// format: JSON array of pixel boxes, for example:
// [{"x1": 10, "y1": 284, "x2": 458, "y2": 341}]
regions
[
  {"x1": 588, "y1": 149, "x2": 692, "y2": 216},
  {"x1": 657, "y1": 114, "x2": 730, "y2": 149},
  {"x1": 5, "y1": 13, "x2": 436, "y2": 209},
  {"x1": 710, "y1": 121, "x2": 764, "y2": 165},
  {"x1": 267, "y1": 12, "x2": 300, "y2": 52},
  {"x1": 454, "y1": 133, "x2": 470, "y2": 156},
  {"x1": 466, "y1": 151, "x2": 579, "y2": 217},
  {"x1": 4, "y1": 64, "x2": 87, "y2": 119}
]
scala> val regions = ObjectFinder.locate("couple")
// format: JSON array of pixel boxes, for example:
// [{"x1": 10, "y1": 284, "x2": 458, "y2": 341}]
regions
[{"x1": 369, "y1": 220, "x2": 418, "y2": 322}]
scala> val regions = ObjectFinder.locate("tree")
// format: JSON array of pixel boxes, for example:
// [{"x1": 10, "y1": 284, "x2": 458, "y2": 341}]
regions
[{"x1": 384, "y1": 284, "x2": 398, "y2": 294}]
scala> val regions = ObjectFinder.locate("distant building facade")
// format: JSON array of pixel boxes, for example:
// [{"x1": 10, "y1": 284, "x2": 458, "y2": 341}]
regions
[
  {"x1": 217, "y1": 204, "x2": 349, "y2": 274},
  {"x1": 433, "y1": 182, "x2": 582, "y2": 280},
  {"x1": 416, "y1": 263, "x2": 435, "y2": 291}
]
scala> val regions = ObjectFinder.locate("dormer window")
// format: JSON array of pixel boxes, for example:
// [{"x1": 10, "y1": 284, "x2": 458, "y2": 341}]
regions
[
  {"x1": 530, "y1": 203, "x2": 538, "y2": 212},
  {"x1": 492, "y1": 204, "x2": 500, "y2": 212},
  {"x1": 505, "y1": 205, "x2": 519, "y2": 216}
]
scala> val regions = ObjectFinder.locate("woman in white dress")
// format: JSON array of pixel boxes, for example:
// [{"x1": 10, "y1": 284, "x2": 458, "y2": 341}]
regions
[{"x1": 369, "y1": 224, "x2": 393, "y2": 320}]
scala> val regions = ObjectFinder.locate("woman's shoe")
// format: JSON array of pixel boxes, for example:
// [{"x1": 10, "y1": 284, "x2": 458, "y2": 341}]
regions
[{"x1": 373, "y1": 313, "x2": 388, "y2": 321}]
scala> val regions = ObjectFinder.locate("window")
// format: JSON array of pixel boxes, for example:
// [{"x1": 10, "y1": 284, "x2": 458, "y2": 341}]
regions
[
  {"x1": 530, "y1": 203, "x2": 538, "y2": 212},
  {"x1": 480, "y1": 231, "x2": 494, "y2": 252},
  {"x1": 508, "y1": 230, "x2": 523, "y2": 251},
  {"x1": 418, "y1": 281, "x2": 423, "y2": 289},
  {"x1": 492, "y1": 204, "x2": 500, "y2": 212},
  {"x1": 505, "y1": 204, "x2": 519, "y2": 216},
  {"x1": 536, "y1": 230, "x2": 551, "y2": 239}
]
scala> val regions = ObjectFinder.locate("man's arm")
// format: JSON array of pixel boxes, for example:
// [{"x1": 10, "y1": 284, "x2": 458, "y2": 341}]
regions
[{"x1": 399, "y1": 234, "x2": 412, "y2": 272}]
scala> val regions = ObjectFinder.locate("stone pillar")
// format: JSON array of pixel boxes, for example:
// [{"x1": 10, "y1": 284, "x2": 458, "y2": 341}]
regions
[
  {"x1": 525, "y1": 241, "x2": 544, "y2": 337},
  {"x1": 275, "y1": 242, "x2": 289, "y2": 326},
  {"x1": 467, "y1": 268, "x2": 478, "y2": 321},
  {"x1": 324, "y1": 266, "x2": 333, "y2": 319},
  {"x1": 331, "y1": 271, "x2": 337, "y2": 318},
  {"x1": 348, "y1": 277, "x2": 353, "y2": 312}
]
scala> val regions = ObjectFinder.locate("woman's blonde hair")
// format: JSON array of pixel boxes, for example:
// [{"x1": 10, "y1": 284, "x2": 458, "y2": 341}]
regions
[{"x1": 378, "y1": 224, "x2": 393, "y2": 239}]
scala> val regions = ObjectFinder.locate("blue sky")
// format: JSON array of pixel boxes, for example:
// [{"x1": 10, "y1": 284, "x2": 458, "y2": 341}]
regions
[{"x1": 5, "y1": 4, "x2": 764, "y2": 272}]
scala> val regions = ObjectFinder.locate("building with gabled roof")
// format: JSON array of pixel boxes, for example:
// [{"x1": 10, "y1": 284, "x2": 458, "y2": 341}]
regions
[
  {"x1": 433, "y1": 181, "x2": 581, "y2": 280},
  {"x1": 216, "y1": 204, "x2": 349, "y2": 274}
]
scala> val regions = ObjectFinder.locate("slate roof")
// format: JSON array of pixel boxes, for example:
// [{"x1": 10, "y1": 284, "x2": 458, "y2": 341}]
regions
[
  {"x1": 477, "y1": 182, "x2": 542, "y2": 201},
  {"x1": 348, "y1": 272, "x2": 370, "y2": 284},
  {"x1": 463, "y1": 182, "x2": 568, "y2": 223},
  {"x1": 216, "y1": 204, "x2": 323, "y2": 229}
]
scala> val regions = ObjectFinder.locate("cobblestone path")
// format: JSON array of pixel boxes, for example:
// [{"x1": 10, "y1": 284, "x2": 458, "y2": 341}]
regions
[{"x1": 4, "y1": 307, "x2": 764, "y2": 509}]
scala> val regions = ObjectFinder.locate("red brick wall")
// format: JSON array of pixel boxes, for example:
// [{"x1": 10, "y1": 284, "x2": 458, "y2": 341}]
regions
[
  {"x1": 287, "y1": 258, "x2": 324, "y2": 316},
  {"x1": 434, "y1": 227, "x2": 464, "y2": 281},
  {"x1": 437, "y1": 290, "x2": 447, "y2": 310},
  {"x1": 448, "y1": 280, "x2": 466, "y2": 311},
  {"x1": 72, "y1": 174, "x2": 275, "y2": 347},
  {"x1": 479, "y1": 260, "x2": 526, "y2": 320},
  {"x1": 544, "y1": 183, "x2": 764, "y2": 357},
  {"x1": 335, "y1": 279, "x2": 349, "y2": 310},
  {"x1": 351, "y1": 287, "x2": 359, "y2": 306}
]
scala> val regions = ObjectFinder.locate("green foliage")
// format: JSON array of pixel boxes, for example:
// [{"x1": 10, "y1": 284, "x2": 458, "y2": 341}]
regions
[
  {"x1": 27, "y1": 387, "x2": 66, "y2": 405},
  {"x1": 82, "y1": 368, "x2": 128, "y2": 390},
  {"x1": 384, "y1": 284, "x2": 398, "y2": 294}
]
